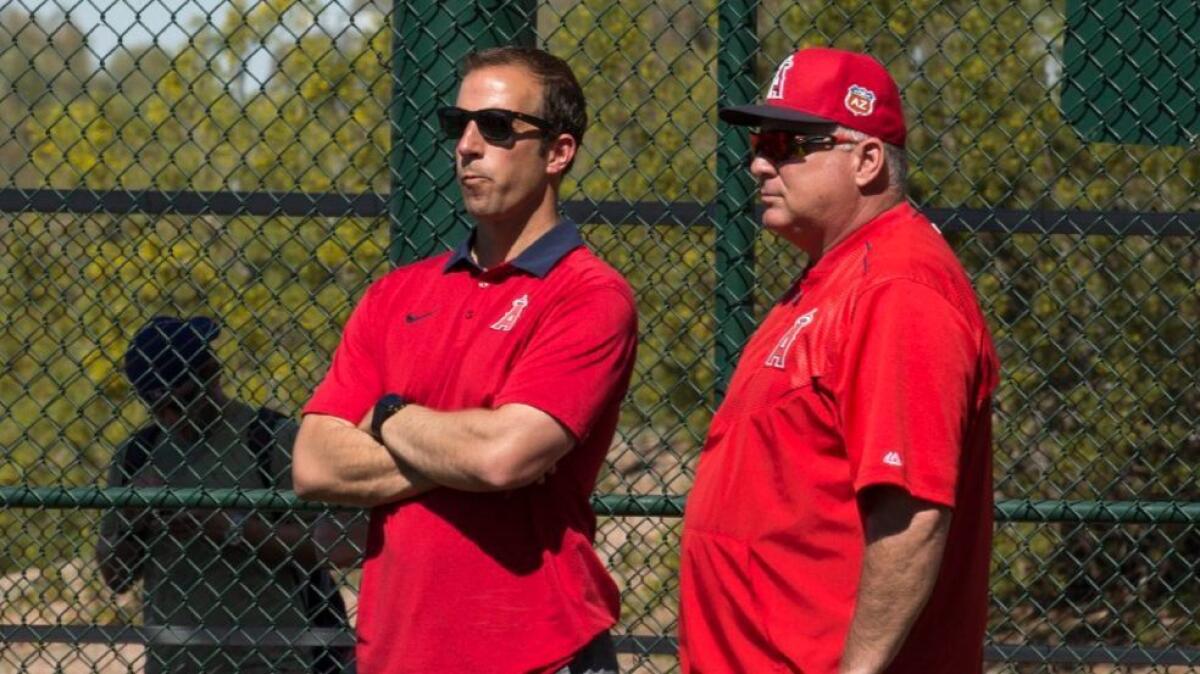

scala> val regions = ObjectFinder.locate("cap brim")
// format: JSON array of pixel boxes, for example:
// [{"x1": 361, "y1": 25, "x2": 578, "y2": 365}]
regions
[{"x1": 718, "y1": 104, "x2": 834, "y2": 128}]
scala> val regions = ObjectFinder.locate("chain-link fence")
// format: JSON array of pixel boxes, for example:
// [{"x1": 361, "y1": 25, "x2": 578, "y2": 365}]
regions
[{"x1": 1, "y1": 0, "x2": 1197, "y2": 671}]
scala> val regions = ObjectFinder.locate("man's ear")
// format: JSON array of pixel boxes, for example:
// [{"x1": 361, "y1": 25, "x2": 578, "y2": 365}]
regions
[
  {"x1": 545, "y1": 133, "x2": 577, "y2": 176},
  {"x1": 852, "y1": 137, "x2": 887, "y2": 190}
]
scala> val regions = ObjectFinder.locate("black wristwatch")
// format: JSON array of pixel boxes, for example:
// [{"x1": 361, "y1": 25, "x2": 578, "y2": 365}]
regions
[{"x1": 371, "y1": 393, "x2": 409, "y2": 444}]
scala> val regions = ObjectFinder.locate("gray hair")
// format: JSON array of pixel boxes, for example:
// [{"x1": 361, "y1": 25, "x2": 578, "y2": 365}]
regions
[{"x1": 835, "y1": 126, "x2": 907, "y2": 194}]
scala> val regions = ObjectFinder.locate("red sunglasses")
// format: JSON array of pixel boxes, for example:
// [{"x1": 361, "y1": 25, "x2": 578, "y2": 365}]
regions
[{"x1": 749, "y1": 131, "x2": 856, "y2": 164}]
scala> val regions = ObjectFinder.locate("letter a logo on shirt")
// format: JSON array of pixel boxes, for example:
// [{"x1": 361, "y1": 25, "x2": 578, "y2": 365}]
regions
[
  {"x1": 883, "y1": 451, "x2": 903, "y2": 467},
  {"x1": 491, "y1": 294, "x2": 529, "y2": 332},
  {"x1": 764, "y1": 308, "x2": 817, "y2": 369}
]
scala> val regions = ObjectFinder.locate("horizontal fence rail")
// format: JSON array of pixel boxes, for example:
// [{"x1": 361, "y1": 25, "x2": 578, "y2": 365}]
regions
[
  {"x1": 3, "y1": 488, "x2": 1200, "y2": 524},
  {"x1": 5, "y1": 626, "x2": 1199, "y2": 665},
  {"x1": 2, "y1": 188, "x2": 1196, "y2": 236},
  {"x1": 0, "y1": 625, "x2": 355, "y2": 648}
]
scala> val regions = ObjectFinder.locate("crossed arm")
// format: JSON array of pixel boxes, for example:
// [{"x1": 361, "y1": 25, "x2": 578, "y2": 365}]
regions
[
  {"x1": 97, "y1": 473, "x2": 336, "y2": 593},
  {"x1": 291, "y1": 402, "x2": 573, "y2": 507}
]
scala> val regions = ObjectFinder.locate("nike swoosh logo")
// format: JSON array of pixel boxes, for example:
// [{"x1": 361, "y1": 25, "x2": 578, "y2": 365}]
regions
[{"x1": 405, "y1": 311, "x2": 434, "y2": 324}]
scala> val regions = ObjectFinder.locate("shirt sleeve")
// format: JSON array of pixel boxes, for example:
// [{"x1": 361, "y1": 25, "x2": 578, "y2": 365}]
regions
[
  {"x1": 493, "y1": 283, "x2": 638, "y2": 441},
  {"x1": 303, "y1": 282, "x2": 386, "y2": 424},
  {"x1": 836, "y1": 279, "x2": 981, "y2": 507}
]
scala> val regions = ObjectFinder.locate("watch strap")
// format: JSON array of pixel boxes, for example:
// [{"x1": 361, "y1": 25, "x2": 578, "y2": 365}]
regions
[{"x1": 371, "y1": 393, "x2": 409, "y2": 444}]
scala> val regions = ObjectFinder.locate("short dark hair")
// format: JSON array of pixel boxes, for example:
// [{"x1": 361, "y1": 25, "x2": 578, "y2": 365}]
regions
[{"x1": 462, "y1": 46, "x2": 588, "y2": 149}]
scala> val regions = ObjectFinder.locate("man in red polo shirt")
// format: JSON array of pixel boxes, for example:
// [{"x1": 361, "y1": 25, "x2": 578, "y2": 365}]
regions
[
  {"x1": 292, "y1": 47, "x2": 637, "y2": 674},
  {"x1": 679, "y1": 47, "x2": 999, "y2": 673}
]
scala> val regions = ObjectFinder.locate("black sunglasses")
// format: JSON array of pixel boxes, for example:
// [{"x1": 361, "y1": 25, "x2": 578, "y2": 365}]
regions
[
  {"x1": 749, "y1": 130, "x2": 855, "y2": 164},
  {"x1": 437, "y1": 106, "x2": 555, "y2": 143}
]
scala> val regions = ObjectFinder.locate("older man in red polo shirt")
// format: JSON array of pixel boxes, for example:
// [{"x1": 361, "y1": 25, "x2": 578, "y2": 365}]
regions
[
  {"x1": 293, "y1": 47, "x2": 636, "y2": 674},
  {"x1": 679, "y1": 47, "x2": 999, "y2": 673}
]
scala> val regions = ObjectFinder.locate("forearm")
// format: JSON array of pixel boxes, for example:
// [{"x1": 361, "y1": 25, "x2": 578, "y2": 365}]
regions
[
  {"x1": 840, "y1": 495, "x2": 950, "y2": 674},
  {"x1": 293, "y1": 415, "x2": 435, "y2": 507},
  {"x1": 380, "y1": 406, "x2": 504, "y2": 491},
  {"x1": 380, "y1": 404, "x2": 569, "y2": 492},
  {"x1": 840, "y1": 546, "x2": 938, "y2": 672}
]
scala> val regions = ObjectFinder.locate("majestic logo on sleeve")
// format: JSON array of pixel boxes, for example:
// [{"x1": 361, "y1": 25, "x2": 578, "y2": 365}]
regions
[
  {"x1": 844, "y1": 84, "x2": 876, "y2": 116},
  {"x1": 764, "y1": 308, "x2": 817, "y2": 369},
  {"x1": 767, "y1": 54, "x2": 796, "y2": 100},
  {"x1": 490, "y1": 294, "x2": 529, "y2": 332}
]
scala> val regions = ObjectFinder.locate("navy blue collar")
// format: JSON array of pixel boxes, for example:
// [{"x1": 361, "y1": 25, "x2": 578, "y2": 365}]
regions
[{"x1": 444, "y1": 220, "x2": 584, "y2": 278}]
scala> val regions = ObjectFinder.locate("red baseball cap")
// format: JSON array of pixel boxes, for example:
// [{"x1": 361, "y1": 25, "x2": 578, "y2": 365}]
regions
[{"x1": 719, "y1": 47, "x2": 907, "y2": 147}]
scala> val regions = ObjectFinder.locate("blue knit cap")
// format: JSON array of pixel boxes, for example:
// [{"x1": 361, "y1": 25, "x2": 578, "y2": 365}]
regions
[{"x1": 124, "y1": 316, "x2": 220, "y2": 403}]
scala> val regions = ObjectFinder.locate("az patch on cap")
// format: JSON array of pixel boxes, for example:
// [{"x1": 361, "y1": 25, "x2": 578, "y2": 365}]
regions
[
  {"x1": 767, "y1": 54, "x2": 796, "y2": 100},
  {"x1": 844, "y1": 84, "x2": 876, "y2": 116}
]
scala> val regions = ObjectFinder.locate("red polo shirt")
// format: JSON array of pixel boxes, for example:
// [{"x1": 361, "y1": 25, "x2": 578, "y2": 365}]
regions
[
  {"x1": 304, "y1": 222, "x2": 637, "y2": 674},
  {"x1": 680, "y1": 202, "x2": 999, "y2": 674}
]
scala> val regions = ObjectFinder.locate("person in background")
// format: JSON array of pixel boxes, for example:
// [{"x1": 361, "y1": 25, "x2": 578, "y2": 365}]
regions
[{"x1": 98, "y1": 315, "x2": 351, "y2": 674}]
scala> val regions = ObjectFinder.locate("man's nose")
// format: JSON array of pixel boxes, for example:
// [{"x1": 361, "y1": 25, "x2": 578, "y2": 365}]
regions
[
  {"x1": 456, "y1": 120, "x2": 486, "y2": 159},
  {"x1": 749, "y1": 154, "x2": 776, "y2": 180}
]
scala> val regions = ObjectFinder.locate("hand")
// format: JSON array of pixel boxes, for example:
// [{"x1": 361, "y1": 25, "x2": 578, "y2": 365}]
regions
[
  {"x1": 126, "y1": 473, "x2": 205, "y2": 539},
  {"x1": 357, "y1": 409, "x2": 373, "y2": 433},
  {"x1": 122, "y1": 472, "x2": 165, "y2": 534}
]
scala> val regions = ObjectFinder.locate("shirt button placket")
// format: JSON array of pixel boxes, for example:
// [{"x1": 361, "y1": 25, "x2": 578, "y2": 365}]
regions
[{"x1": 468, "y1": 275, "x2": 491, "y2": 317}]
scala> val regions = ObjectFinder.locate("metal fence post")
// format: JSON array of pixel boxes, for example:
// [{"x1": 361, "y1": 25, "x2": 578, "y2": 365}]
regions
[{"x1": 714, "y1": 0, "x2": 759, "y2": 397}]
